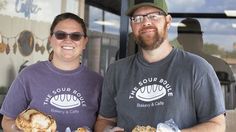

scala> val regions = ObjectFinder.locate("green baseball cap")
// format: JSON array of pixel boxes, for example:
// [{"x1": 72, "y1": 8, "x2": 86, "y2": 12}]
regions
[{"x1": 126, "y1": 0, "x2": 168, "y2": 16}]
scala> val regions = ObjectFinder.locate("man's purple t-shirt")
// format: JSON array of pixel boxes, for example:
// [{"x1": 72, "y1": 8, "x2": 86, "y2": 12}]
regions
[{"x1": 0, "y1": 61, "x2": 103, "y2": 131}]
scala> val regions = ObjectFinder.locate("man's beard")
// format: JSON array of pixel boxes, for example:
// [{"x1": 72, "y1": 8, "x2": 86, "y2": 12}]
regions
[{"x1": 134, "y1": 31, "x2": 164, "y2": 50}]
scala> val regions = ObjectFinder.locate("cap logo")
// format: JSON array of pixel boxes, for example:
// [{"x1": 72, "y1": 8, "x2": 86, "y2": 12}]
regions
[{"x1": 135, "y1": 0, "x2": 154, "y2": 4}]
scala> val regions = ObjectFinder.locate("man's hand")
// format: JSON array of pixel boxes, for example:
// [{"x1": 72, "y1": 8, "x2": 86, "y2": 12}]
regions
[
  {"x1": 104, "y1": 126, "x2": 124, "y2": 132},
  {"x1": 2, "y1": 115, "x2": 22, "y2": 132},
  {"x1": 95, "y1": 115, "x2": 121, "y2": 132}
]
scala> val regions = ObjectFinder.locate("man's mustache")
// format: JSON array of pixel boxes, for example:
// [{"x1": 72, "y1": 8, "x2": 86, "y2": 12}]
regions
[{"x1": 140, "y1": 26, "x2": 157, "y2": 32}]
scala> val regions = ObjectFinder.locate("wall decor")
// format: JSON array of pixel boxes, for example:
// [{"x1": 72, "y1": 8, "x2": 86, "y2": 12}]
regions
[
  {"x1": 0, "y1": 31, "x2": 48, "y2": 56},
  {"x1": 35, "y1": 42, "x2": 45, "y2": 54},
  {"x1": 5, "y1": 40, "x2": 10, "y2": 54},
  {"x1": 17, "y1": 30, "x2": 34, "y2": 56},
  {"x1": 15, "y1": 0, "x2": 41, "y2": 19},
  {"x1": 0, "y1": 34, "x2": 6, "y2": 53},
  {"x1": 13, "y1": 41, "x2": 17, "y2": 54}
]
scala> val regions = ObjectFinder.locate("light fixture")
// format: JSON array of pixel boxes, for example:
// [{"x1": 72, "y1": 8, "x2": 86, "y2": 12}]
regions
[
  {"x1": 94, "y1": 20, "x2": 120, "y2": 29},
  {"x1": 94, "y1": 20, "x2": 115, "y2": 26},
  {"x1": 224, "y1": 10, "x2": 236, "y2": 17}
]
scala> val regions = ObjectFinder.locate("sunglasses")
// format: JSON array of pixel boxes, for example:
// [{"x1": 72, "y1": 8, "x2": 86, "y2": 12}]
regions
[{"x1": 52, "y1": 31, "x2": 84, "y2": 41}]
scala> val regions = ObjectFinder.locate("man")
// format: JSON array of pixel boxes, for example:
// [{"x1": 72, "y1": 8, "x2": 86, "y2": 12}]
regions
[
  {"x1": 95, "y1": 0, "x2": 226, "y2": 132},
  {"x1": 177, "y1": 18, "x2": 235, "y2": 83}
]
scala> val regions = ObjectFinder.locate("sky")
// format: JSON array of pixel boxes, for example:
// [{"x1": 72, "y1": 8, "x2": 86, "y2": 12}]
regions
[{"x1": 167, "y1": 0, "x2": 236, "y2": 13}]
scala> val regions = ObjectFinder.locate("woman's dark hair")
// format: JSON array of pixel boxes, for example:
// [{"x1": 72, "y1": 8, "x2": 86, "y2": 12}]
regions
[{"x1": 50, "y1": 12, "x2": 87, "y2": 37}]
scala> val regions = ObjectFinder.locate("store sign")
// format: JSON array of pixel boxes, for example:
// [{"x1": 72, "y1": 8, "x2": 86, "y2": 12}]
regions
[
  {"x1": 0, "y1": 0, "x2": 61, "y2": 22},
  {"x1": 15, "y1": 0, "x2": 41, "y2": 19}
]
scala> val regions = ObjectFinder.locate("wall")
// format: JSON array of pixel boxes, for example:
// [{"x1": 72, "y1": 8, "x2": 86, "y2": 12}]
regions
[
  {"x1": 0, "y1": 0, "x2": 82, "y2": 90},
  {"x1": 0, "y1": 14, "x2": 51, "y2": 88}
]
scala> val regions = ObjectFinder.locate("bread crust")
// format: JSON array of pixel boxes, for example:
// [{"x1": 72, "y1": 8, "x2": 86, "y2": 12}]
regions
[
  {"x1": 132, "y1": 125, "x2": 156, "y2": 132},
  {"x1": 15, "y1": 108, "x2": 57, "y2": 132},
  {"x1": 75, "y1": 127, "x2": 88, "y2": 132}
]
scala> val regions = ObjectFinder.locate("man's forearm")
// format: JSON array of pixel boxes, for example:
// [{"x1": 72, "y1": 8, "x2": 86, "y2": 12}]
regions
[
  {"x1": 181, "y1": 122, "x2": 225, "y2": 132},
  {"x1": 181, "y1": 114, "x2": 225, "y2": 132},
  {"x1": 95, "y1": 118, "x2": 116, "y2": 132}
]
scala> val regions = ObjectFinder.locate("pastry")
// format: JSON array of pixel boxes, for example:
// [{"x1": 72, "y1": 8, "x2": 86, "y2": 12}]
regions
[
  {"x1": 15, "y1": 108, "x2": 57, "y2": 132},
  {"x1": 132, "y1": 125, "x2": 156, "y2": 132},
  {"x1": 75, "y1": 127, "x2": 88, "y2": 132}
]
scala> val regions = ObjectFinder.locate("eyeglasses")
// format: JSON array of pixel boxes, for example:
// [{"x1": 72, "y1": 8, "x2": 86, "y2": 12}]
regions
[
  {"x1": 52, "y1": 31, "x2": 84, "y2": 41},
  {"x1": 130, "y1": 11, "x2": 166, "y2": 24}
]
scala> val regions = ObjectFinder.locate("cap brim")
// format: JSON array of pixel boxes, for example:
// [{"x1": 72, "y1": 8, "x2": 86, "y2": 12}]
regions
[{"x1": 178, "y1": 31, "x2": 203, "y2": 34}]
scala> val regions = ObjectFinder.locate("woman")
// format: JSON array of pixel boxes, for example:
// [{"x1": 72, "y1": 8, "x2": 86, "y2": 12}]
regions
[{"x1": 0, "y1": 12, "x2": 103, "y2": 131}]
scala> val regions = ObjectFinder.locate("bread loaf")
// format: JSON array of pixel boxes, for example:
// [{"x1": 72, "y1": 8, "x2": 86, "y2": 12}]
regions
[
  {"x1": 15, "y1": 108, "x2": 57, "y2": 132},
  {"x1": 75, "y1": 127, "x2": 88, "y2": 132},
  {"x1": 132, "y1": 125, "x2": 156, "y2": 132}
]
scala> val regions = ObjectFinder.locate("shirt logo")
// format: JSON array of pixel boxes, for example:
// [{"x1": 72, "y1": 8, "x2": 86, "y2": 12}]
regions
[
  {"x1": 50, "y1": 94, "x2": 81, "y2": 109},
  {"x1": 44, "y1": 87, "x2": 87, "y2": 109},
  {"x1": 129, "y1": 77, "x2": 173, "y2": 107},
  {"x1": 136, "y1": 84, "x2": 166, "y2": 102}
]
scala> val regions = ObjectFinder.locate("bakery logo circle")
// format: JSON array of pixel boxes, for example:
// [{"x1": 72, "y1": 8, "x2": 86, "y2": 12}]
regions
[
  {"x1": 129, "y1": 78, "x2": 173, "y2": 102},
  {"x1": 43, "y1": 87, "x2": 86, "y2": 109}
]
